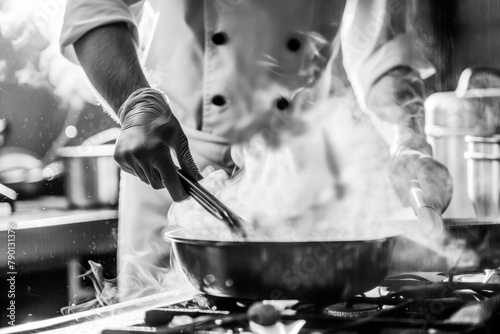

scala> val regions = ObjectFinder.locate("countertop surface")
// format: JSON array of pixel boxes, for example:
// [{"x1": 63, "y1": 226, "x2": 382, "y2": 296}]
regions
[
  {"x1": 0, "y1": 196, "x2": 118, "y2": 269},
  {"x1": 0, "y1": 287, "x2": 199, "y2": 334},
  {"x1": 0, "y1": 196, "x2": 118, "y2": 230}
]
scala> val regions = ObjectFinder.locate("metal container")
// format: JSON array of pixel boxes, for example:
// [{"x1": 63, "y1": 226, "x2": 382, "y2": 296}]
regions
[
  {"x1": 58, "y1": 144, "x2": 120, "y2": 208},
  {"x1": 164, "y1": 227, "x2": 397, "y2": 302},
  {"x1": 465, "y1": 135, "x2": 500, "y2": 218},
  {"x1": 425, "y1": 67, "x2": 500, "y2": 219}
]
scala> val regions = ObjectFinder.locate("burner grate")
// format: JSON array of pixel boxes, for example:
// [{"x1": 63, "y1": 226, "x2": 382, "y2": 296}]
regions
[{"x1": 101, "y1": 270, "x2": 500, "y2": 334}]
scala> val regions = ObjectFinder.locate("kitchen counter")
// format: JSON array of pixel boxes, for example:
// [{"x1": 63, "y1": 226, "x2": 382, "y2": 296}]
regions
[
  {"x1": 0, "y1": 196, "x2": 118, "y2": 271},
  {"x1": 0, "y1": 196, "x2": 119, "y2": 327},
  {"x1": 0, "y1": 287, "x2": 198, "y2": 334},
  {"x1": 0, "y1": 196, "x2": 117, "y2": 227}
]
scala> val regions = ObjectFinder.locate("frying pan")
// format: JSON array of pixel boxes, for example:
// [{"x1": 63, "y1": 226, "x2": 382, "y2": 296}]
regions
[{"x1": 164, "y1": 227, "x2": 398, "y2": 302}]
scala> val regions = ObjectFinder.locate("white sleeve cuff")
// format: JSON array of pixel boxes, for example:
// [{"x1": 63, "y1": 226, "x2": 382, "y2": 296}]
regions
[
  {"x1": 344, "y1": 33, "x2": 435, "y2": 110},
  {"x1": 60, "y1": 0, "x2": 143, "y2": 64}
]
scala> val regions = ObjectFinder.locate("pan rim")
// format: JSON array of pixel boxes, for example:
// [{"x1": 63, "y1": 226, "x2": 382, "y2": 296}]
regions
[{"x1": 163, "y1": 227, "x2": 403, "y2": 245}]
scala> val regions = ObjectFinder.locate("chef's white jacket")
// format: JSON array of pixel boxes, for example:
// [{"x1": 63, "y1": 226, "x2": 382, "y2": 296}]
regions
[{"x1": 60, "y1": 0, "x2": 433, "y2": 300}]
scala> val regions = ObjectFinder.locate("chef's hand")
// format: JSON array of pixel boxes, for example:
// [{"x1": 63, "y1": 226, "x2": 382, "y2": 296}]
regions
[
  {"x1": 389, "y1": 148, "x2": 453, "y2": 214},
  {"x1": 114, "y1": 87, "x2": 202, "y2": 202}
]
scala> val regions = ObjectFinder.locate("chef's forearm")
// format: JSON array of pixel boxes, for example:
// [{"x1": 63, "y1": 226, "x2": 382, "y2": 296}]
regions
[
  {"x1": 341, "y1": 0, "x2": 435, "y2": 155},
  {"x1": 376, "y1": 67, "x2": 432, "y2": 156},
  {"x1": 73, "y1": 22, "x2": 149, "y2": 113}
]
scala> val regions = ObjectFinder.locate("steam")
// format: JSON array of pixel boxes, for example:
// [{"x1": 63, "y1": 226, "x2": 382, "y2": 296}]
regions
[
  {"x1": 169, "y1": 91, "x2": 401, "y2": 241},
  {"x1": 0, "y1": 59, "x2": 7, "y2": 82},
  {"x1": 0, "y1": 0, "x2": 96, "y2": 162},
  {"x1": 168, "y1": 89, "x2": 482, "y2": 272},
  {"x1": 116, "y1": 255, "x2": 186, "y2": 301},
  {"x1": 61, "y1": 261, "x2": 117, "y2": 315},
  {"x1": 0, "y1": 0, "x2": 94, "y2": 107},
  {"x1": 62, "y1": 255, "x2": 192, "y2": 313}
]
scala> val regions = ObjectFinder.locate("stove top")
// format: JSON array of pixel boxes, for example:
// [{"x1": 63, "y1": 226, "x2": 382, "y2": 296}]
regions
[{"x1": 98, "y1": 270, "x2": 500, "y2": 334}]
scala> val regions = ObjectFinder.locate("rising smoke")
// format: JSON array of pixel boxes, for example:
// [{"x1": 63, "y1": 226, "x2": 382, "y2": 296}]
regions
[
  {"x1": 169, "y1": 90, "x2": 401, "y2": 241},
  {"x1": 0, "y1": 0, "x2": 95, "y2": 109}
]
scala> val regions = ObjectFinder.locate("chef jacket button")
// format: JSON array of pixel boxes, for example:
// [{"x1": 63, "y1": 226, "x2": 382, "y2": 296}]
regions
[
  {"x1": 212, "y1": 32, "x2": 228, "y2": 45},
  {"x1": 287, "y1": 38, "x2": 301, "y2": 52},
  {"x1": 212, "y1": 95, "x2": 227, "y2": 106},
  {"x1": 276, "y1": 97, "x2": 290, "y2": 111}
]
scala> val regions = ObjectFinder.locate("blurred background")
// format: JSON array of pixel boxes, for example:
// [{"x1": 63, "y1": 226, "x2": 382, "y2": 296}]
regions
[
  {"x1": 3, "y1": 0, "x2": 500, "y2": 180},
  {"x1": 2, "y1": 0, "x2": 500, "y2": 328},
  {"x1": 0, "y1": 0, "x2": 117, "y2": 199},
  {"x1": 0, "y1": 1, "x2": 119, "y2": 325}
]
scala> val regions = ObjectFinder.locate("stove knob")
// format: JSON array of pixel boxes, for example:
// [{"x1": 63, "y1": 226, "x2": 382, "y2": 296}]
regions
[{"x1": 247, "y1": 303, "x2": 279, "y2": 326}]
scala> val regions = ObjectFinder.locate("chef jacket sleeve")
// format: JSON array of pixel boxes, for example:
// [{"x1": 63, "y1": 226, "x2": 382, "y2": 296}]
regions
[
  {"x1": 60, "y1": 0, "x2": 145, "y2": 64},
  {"x1": 340, "y1": 0, "x2": 435, "y2": 113}
]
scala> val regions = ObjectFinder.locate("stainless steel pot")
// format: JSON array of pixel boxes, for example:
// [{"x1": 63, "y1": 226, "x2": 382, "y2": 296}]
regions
[
  {"x1": 425, "y1": 67, "x2": 500, "y2": 219},
  {"x1": 164, "y1": 227, "x2": 398, "y2": 302},
  {"x1": 465, "y1": 135, "x2": 500, "y2": 218},
  {"x1": 58, "y1": 144, "x2": 119, "y2": 208}
]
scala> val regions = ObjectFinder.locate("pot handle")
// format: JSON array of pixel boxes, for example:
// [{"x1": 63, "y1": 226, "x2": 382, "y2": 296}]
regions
[{"x1": 456, "y1": 66, "x2": 500, "y2": 97}]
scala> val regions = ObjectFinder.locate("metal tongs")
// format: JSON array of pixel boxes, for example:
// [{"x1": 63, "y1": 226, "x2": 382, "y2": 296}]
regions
[{"x1": 177, "y1": 169, "x2": 248, "y2": 240}]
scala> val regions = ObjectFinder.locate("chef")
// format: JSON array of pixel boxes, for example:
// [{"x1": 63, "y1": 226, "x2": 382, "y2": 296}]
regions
[{"x1": 60, "y1": 0, "x2": 452, "y2": 300}]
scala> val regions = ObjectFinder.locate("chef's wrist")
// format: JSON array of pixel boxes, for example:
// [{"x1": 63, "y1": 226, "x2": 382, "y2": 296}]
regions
[
  {"x1": 391, "y1": 137, "x2": 432, "y2": 159},
  {"x1": 118, "y1": 87, "x2": 171, "y2": 125},
  {"x1": 377, "y1": 66, "x2": 431, "y2": 158}
]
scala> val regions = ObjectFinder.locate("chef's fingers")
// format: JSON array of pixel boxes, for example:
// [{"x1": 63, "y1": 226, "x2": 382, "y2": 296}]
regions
[
  {"x1": 117, "y1": 162, "x2": 135, "y2": 176},
  {"x1": 389, "y1": 174, "x2": 411, "y2": 207},
  {"x1": 130, "y1": 157, "x2": 150, "y2": 185},
  {"x1": 143, "y1": 156, "x2": 164, "y2": 190},
  {"x1": 113, "y1": 135, "x2": 144, "y2": 179},
  {"x1": 416, "y1": 157, "x2": 453, "y2": 213},
  {"x1": 151, "y1": 146, "x2": 189, "y2": 201},
  {"x1": 173, "y1": 132, "x2": 203, "y2": 181},
  {"x1": 388, "y1": 154, "x2": 420, "y2": 207},
  {"x1": 151, "y1": 169, "x2": 163, "y2": 190},
  {"x1": 113, "y1": 146, "x2": 131, "y2": 173},
  {"x1": 115, "y1": 146, "x2": 150, "y2": 184},
  {"x1": 389, "y1": 153, "x2": 419, "y2": 180}
]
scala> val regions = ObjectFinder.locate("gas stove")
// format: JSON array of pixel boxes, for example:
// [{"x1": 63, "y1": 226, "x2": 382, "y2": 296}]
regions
[
  {"x1": 97, "y1": 270, "x2": 500, "y2": 334},
  {"x1": 4, "y1": 270, "x2": 500, "y2": 334}
]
